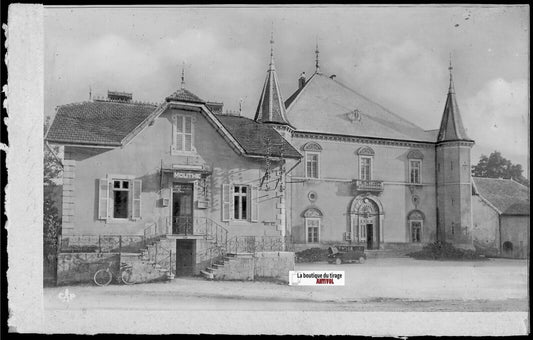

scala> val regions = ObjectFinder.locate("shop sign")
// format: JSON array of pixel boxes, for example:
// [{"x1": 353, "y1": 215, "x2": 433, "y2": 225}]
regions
[{"x1": 174, "y1": 171, "x2": 202, "y2": 180}]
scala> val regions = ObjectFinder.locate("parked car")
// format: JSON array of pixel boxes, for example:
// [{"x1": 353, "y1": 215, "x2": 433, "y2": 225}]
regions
[{"x1": 327, "y1": 245, "x2": 367, "y2": 264}]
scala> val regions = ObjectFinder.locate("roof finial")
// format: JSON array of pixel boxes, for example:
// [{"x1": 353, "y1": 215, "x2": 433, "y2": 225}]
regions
[
  {"x1": 448, "y1": 53, "x2": 455, "y2": 93},
  {"x1": 180, "y1": 62, "x2": 185, "y2": 90},
  {"x1": 269, "y1": 24, "x2": 275, "y2": 70},
  {"x1": 315, "y1": 36, "x2": 320, "y2": 74}
]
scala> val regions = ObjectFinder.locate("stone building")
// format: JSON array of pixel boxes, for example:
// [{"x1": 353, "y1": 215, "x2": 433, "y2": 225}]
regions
[
  {"x1": 254, "y1": 39, "x2": 475, "y2": 251},
  {"x1": 46, "y1": 86, "x2": 301, "y2": 277},
  {"x1": 472, "y1": 177, "x2": 529, "y2": 258}
]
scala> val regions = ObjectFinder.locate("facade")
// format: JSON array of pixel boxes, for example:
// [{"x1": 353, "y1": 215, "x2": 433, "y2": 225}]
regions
[
  {"x1": 256, "y1": 42, "x2": 474, "y2": 251},
  {"x1": 46, "y1": 88, "x2": 301, "y2": 276},
  {"x1": 47, "y1": 37, "x2": 487, "y2": 278},
  {"x1": 472, "y1": 177, "x2": 530, "y2": 258}
]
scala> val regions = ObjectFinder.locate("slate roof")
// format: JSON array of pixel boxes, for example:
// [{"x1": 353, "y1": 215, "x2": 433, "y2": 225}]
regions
[
  {"x1": 254, "y1": 57, "x2": 292, "y2": 126},
  {"x1": 46, "y1": 97, "x2": 301, "y2": 160},
  {"x1": 216, "y1": 115, "x2": 301, "y2": 159},
  {"x1": 473, "y1": 177, "x2": 530, "y2": 216},
  {"x1": 437, "y1": 80, "x2": 472, "y2": 142},
  {"x1": 284, "y1": 72, "x2": 436, "y2": 142},
  {"x1": 166, "y1": 88, "x2": 206, "y2": 104},
  {"x1": 46, "y1": 101, "x2": 157, "y2": 146}
]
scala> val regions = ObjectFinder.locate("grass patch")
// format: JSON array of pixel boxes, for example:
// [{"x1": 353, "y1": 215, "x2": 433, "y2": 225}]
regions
[
  {"x1": 407, "y1": 242, "x2": 488, "y2": 261},
  {"x1": 295, "y1": 247, "x2": 329, "y2": 263}
]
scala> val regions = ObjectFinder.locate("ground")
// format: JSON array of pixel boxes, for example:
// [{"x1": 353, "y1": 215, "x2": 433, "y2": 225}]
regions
[{"x1": 44, "y1": 257, "x2": 528, "y2": 312}]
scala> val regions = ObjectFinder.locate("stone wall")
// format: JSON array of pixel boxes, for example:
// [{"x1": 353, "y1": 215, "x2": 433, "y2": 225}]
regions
[
  {"x1": 57, "y1": 253, "x2": 119, "y2": 285},
  {"x1": 254, "y1": 252, "x2": 294, "y2": 282},
  {"x1": 212, "y1": 252, "x2": 294, "y2": 282},
  {"x1": 213, "y1": 254, "x2": 254, "y2": 281}
]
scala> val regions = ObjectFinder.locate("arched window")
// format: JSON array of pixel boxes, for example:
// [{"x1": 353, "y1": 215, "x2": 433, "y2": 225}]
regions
[
  {"x1": 303, "y1": 208, "x2": 323, "y2": 244},
  {"x1": 302, "y1": 142, "x2": 322, "y2": 179},
  {"x1": 357, "y1": 146, "x2": 375, "y2": 181},
  {"x1": 408, "y1": 210, "x2": 425, "y2": 243}
]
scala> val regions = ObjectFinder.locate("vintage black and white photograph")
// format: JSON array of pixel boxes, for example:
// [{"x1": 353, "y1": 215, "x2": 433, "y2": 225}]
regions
[{"x1": 5, "y1": 4, "x2": 529, "y2": 335}]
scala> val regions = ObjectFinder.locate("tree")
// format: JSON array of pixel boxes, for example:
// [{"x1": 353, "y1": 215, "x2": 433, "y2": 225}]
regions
[
  {"x1": 472, "y1": 151, "x2": 529, "y2": 187},
  {"x1": 43, "y1": 117, "x2": 63, "y2": 284}
]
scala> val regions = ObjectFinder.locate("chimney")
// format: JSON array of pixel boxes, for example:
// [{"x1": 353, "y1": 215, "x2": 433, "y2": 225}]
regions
[
  {"x1": 107, "y1": 90, "x2": 132, "y2": 102},
  {"x1": 206, "y1": 101, "x2": 224, "y2": 114},
  {"x1": 298, "y1": 72, "x2": 306, "y2": 89}
]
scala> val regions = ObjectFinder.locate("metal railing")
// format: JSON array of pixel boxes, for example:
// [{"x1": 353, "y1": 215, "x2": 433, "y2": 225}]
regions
[
  {"x1": 167, "y1": 216, "x2": 229, "y2": 247},
  {"x1": 353, "y1": 179, "x2": 384, "y2": 192},
  {"x1": 226, "y1": 235, "x2": 294, "y2": 254},
  {"x1": 59, "y1": 234, "x2": 147, "y2": 253}
]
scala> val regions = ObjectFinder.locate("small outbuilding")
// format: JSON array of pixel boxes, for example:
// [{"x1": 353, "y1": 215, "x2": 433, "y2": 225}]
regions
[{"x1": 472, "y1": 177, "x2": 529, "y2": 259}]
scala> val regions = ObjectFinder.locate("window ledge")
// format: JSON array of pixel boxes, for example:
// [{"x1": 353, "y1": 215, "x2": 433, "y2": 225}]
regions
[{"x1": 106, "y1": 218, "x2": 136, "y2": 224}]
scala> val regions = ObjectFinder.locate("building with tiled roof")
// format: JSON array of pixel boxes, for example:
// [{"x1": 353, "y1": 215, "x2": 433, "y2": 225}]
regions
[
  {"x1": 46, "y1": 85, "x2": 301, "y2": 279},
  {"x1": 472, "y1": 177, "x2": 529, "y2": 258}
]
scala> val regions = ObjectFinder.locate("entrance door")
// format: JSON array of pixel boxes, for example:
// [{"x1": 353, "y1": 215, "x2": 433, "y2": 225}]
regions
[
  {"x1": 366, "y1": 224, "x2": 374, "y2": 249},
  {"x1": 176, "y1": 240, "x2": 195, "y2": 276},
  {"x1": 172, "y1": 183, "x2": 193, "y2": 235}
]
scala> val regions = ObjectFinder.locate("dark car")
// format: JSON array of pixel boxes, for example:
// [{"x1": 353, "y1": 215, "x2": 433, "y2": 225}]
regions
[{"x1": 327, "y1": 245, "x2": 367, "y2": 264}]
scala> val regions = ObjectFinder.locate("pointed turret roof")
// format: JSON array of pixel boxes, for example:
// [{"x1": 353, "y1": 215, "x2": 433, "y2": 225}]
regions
[
  {"x1": 254, "y1": 32, "x2": 292, "y2": 127},
  {"x1": 437, "y1": 60, "x2": 472, "y2": 143}
]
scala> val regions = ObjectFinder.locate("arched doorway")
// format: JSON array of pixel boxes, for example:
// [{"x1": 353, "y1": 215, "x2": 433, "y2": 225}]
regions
[
  {"x1": 502, "y1": 241, "x2": 513, "y2": 257},
  {"x1": 350, "y1": 195, "x2": 383, "y2": 249}
]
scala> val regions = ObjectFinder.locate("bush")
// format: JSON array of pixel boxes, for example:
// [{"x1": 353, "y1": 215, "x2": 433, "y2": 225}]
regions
[
  {"x1": 295, "y1": 247, "x2": 329, "y2": 263},
  {"x1": 407, "y1": 241, "x2": 488, "y2": 261}
]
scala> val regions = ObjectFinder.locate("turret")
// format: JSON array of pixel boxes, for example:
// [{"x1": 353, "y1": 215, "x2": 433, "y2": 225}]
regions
[{"x1": 435, "y1": 58, "x2": 475, "y2": 248}]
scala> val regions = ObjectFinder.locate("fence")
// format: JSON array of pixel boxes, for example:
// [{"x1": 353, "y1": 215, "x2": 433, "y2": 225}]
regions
[
  {"x1": 226, "y1": 235, "x2": 294, "y2": 254},
  {"x1": 59, "y1": 235, "x2": 147, "y2": 253}
]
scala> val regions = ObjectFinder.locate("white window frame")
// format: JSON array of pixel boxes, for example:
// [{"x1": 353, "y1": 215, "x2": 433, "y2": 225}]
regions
[
  {"x1": 305, "y1": 151, "x2": 320, "y2": 179},
  {"x1": 305, "y1": 217, "x2": 321, "y2": 244},
  {"x1": 359, "y1": 156, "x2": 373, "y2": 181},
  {"x1": 409, "y1": 220, "x2": 423, "y2": 243},
  {"x1": 171, "y1": 114, "x2": 196, "y2": 155},
  {"x1": 110, "y1": 179, "x2": 131, "y2": 220},
  {"x1": 233, "y1": 185, "x2": 249, "y2": 221},
  {"x1": 409, "y1": 159, "x2": 422, "y2": 184},
  {"x1": 99, "y1": 174, "x2": 141, "y2": 223}
]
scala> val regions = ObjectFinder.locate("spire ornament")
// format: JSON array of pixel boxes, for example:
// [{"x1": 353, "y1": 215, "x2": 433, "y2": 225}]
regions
[
  {"x1": 180, "y1": 62, "x2": 185, "y2": 90},
  {"x1": 269, "y1": 28, "x2": 275, "y2": 70},
  {"x1": 315, "y1": 37, "x2": 320, "y2": 74},
  {"x1": 448, "y1": 53, "x2": 455, "y2": 94}
]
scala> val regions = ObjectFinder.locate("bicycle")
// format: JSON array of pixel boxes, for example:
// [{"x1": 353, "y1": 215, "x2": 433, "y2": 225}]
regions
[{"x1": 93, "y1": 261, "x2": 135, "y2": 286}]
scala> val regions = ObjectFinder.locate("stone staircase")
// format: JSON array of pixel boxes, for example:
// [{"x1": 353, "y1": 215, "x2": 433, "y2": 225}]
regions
[
  {"x1": 119, "y1": 236, "x2": 175, "y2": 283},
  {"x1": 200, "y1": 253, "x2": 254, "y2": 281}
]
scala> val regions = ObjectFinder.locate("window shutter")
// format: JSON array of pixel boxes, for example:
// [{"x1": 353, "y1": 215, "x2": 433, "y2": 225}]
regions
[
  {"x1": 98, "y1": 178, "x2": 109, "y2": 220},
  {"x1": 132, "y1": 180, "x2": 142, "y2": 219},
  {"x1": 250, "y1": 186, "x2": 258, "y2": 222},
  {"x1": 222, "y1": 184, "x2": 231, "y2": 221}
]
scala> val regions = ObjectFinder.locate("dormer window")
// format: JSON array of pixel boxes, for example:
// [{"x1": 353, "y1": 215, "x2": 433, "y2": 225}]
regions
[{"x1": 172, "y1": 114, "x2": 196, "y2": 154}]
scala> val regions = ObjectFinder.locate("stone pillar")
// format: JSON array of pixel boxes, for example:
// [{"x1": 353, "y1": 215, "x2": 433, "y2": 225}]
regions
[{"x1": 61, "y1": 158, "x2": 75, "y2": 235}]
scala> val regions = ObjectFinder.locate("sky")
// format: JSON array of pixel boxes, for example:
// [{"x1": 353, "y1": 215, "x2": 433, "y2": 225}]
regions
[{"x1": 44, "y1": 5, "x2": 529, "y2": 173}]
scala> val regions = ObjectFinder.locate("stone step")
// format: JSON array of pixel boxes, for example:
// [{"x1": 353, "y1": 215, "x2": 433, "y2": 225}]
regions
[
  {"x1": 212, "y1": 263, "x2": 224, "y2": 269},
  {"x1": 200, "y1": 270, "x2": 214, "y2": 280}
]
